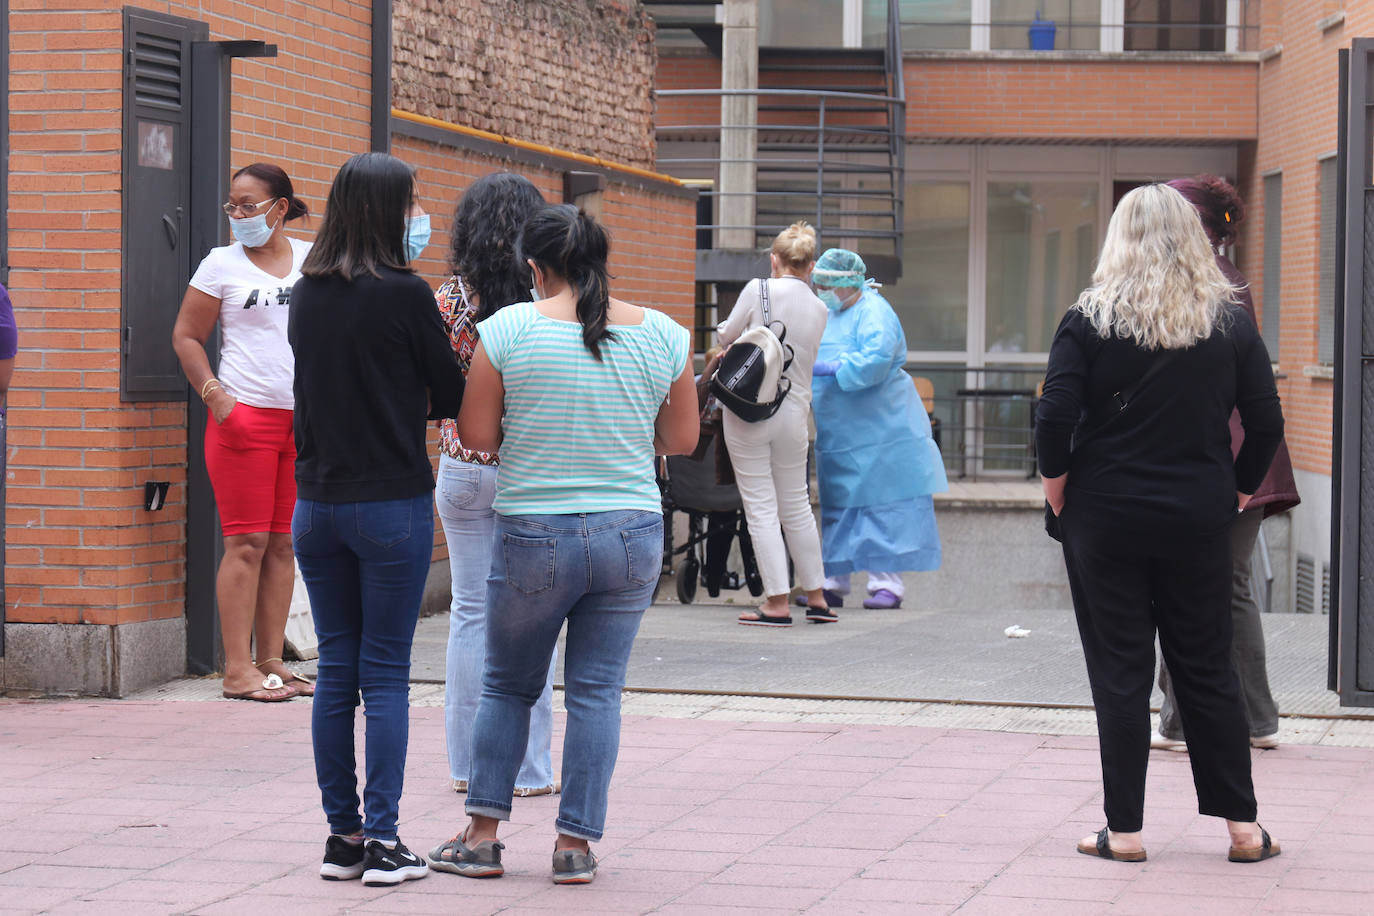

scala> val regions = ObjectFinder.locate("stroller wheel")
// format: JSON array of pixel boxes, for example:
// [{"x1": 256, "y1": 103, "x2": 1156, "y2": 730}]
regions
[{"x1": 676, "y1": 556, "x2": 700, "y2": 604}]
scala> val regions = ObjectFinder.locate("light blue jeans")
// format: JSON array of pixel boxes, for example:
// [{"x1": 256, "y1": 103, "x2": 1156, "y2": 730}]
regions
[
  {"x1": 436, "y1": 455, "x2": 555, "y2": 790},
  {"x1": 466, "y1": 510, "x2": 662, "y2": 842}
]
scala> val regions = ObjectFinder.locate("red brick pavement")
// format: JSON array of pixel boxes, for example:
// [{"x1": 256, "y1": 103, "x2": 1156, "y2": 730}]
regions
[{"x1": 0, "y1": 698, "x2": 1370, "y2": 914}]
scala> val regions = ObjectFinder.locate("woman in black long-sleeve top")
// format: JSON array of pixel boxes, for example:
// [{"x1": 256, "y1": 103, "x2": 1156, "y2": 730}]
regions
[
  {"x1": 1035, "y1": 183, "x2": 1284, "y2": 865},
  {"x1": 290, "y1": 152, "x2": 464, "y2": 887}
]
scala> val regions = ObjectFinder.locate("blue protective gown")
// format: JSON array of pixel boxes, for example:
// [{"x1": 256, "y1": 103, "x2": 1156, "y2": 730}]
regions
[{"x1": 811, "y1": 287, "x2": 947, "y2": 576}]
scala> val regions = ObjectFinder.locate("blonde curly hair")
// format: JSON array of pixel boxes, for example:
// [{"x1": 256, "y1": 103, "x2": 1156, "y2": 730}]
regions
[{"x1": 1075, "y1": 183, "x2": 1239, "y2": 351}]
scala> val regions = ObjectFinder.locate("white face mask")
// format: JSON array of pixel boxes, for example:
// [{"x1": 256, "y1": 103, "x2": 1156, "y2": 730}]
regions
[{"x1": 229, "y1": 205, "x2": 279, "y2": 248}]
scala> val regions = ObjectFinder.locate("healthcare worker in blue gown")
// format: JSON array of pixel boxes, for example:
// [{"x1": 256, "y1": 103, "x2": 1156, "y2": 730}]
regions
[{"x1": 804, "y1": 248, "x2": 946, "y2": 610}]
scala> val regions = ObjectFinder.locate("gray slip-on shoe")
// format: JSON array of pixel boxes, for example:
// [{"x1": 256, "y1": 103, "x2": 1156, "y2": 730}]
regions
[
  {"x1": 552, "y1": 848, "x2": 597, "y2": 885},
  {"x1": 428, "y1": 834, "x2": 504, "y2": 878}
]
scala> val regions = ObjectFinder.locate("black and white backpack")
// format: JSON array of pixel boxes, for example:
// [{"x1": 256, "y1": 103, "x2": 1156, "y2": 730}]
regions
[{"x1": 710, "y1": 280, "x2": 794, "y2": 422}]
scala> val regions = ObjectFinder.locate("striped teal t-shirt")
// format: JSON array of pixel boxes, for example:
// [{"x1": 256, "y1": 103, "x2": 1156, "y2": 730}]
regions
[{"x1": 477, "y1": 302, "x2": 691, "y2": 515}]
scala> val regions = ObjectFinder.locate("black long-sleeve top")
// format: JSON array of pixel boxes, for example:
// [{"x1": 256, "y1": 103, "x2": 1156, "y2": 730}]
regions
[
  {"x1": 1035, "y1": 303, "x2": 1284, "y2": 540},
  {"x1": 289, "y1": 268, "x2": 465, "y2": 503}
]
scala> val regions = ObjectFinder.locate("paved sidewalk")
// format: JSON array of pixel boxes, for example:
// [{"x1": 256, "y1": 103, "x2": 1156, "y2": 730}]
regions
[{"x1": 3, "y1": 695, "x2": 1373, "y2": 914}]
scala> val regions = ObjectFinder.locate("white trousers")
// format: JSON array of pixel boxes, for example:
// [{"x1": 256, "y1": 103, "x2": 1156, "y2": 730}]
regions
[
  {"x1": 721, "y1": 397, "x2": 825, "y2": 597},
  {"x1": 824, "y1": 571, "x2": 905, "y2": 598}
]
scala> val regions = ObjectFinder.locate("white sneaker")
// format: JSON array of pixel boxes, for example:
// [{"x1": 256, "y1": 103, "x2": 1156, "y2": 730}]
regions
[
  {"x1": 1150, "y1": 731, "x2": 1187, "y2": 752},
  {"x1": 1249, "y1": 732, "x2": 1280, "y2": 749}
]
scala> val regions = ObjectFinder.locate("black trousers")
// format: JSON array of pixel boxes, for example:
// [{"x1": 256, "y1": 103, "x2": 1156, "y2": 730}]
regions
[{"x1": 1061, "y1": 511, "x2": 1257, "y2": 832}]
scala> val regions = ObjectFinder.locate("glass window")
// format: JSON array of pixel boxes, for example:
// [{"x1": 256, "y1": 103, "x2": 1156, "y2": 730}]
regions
[
  {"x1": 889, "y1": 181, "x2": 970, "y2": 351},
  {"x1": 1318, "y1": 157, "x2": 1337, "y2": 364},
  {"x1": 760, "y1": 0, "x2": 844, "y2": 47},
  {"x1": 1124, "y1": 0, "x2": 1226, "y2": 51},
  {"x1": 1261, "y1": 173, "x2": 1281, "y2": 358},
  {"x1": 990, "y1": 0, "x2": 1100, "y2": 50},
  {"x1": 986, "y1": 181, "x2": 1098, "y2": 354},
  {"x1": 896, "y1": 0, "x2": 973, "y2": 50}
]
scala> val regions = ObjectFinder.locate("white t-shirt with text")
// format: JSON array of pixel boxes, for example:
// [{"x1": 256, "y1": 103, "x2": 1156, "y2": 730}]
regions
[{"x1": 188, "y1": 237, "x2": 311, "y2": 410}]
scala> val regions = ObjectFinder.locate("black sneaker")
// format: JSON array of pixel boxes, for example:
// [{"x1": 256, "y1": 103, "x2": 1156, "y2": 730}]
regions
[
  {"x1": 361, "y1": 838, "x2": 429, "y2": 886},
  {"x1": 319, "y1": 835, "x2": 365, "y2": 881},
  {"x1": 552, "y1": 847, "x2": 597, "y2": 885}
]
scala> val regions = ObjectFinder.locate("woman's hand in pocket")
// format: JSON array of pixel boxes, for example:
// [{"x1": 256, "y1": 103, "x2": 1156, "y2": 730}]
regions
[
  {"x1": 1042, "y1": 472, "x2": 1067, "y2": 516},
  {"x1": 208, "y1": 388, "x2": 238, "y2": 425}
]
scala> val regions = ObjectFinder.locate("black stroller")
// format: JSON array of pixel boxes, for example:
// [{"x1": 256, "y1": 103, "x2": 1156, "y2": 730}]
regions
[{"x1": 657, "y1": 430, "x2": 764, "y2": 604}]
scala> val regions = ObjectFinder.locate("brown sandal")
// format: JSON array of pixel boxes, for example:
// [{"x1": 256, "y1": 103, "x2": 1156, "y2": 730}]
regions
[
  {"x1": 1228, "y1": 826, "x2": 1280, "y2": 862},
  {"x1": 1077, "y1": 828, "x2": 1147, "y2": 862}
]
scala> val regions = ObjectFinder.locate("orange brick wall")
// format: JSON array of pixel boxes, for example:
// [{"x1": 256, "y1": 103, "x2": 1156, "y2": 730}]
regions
[
  {"x1": 904, "y1": 57, "x2": 1258, "y2": 142},
  {"x1": 6, "y1": 0, "x2": 692, "y2": 634},
  {"x1": 6, "y1": 0, "x2": 371, "y2": 627},
  {"x1": 1235, "y1": 0, "x2": 1355, "y2": 477},
  {"x1": 393, "y1": 133, "x2": 696, "y2": 328}
]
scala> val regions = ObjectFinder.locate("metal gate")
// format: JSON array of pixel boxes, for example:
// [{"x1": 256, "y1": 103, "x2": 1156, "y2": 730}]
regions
[{"x1": 1332, "y1": 40, "x2": 1374, "y2": 707}]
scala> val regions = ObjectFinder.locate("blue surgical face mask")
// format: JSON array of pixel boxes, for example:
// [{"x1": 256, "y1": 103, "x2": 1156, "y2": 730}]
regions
[
  {"x1": 405, "y1": 213, "x2": 431, "y2": 262},
  {"x1": 228, "y1": 206, "x2": 279, "y2": 249},
  {"x1": 817, "y1": 289, "x2": 845, "y2": 312}
]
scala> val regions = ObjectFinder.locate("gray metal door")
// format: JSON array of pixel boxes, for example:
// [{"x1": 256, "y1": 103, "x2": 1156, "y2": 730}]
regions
[
  {"x1": 121, "y1": 9, "x2": 206, "y2": 401},
  {"x1": 1333, "y1": 41, "x2": 1374, "y2": 707}
]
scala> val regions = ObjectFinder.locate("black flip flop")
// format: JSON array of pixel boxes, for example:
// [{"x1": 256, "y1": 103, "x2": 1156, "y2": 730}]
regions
[
  {"x1": 805, "y1": 606, "x2": 839, "y2": 623},
  {"x1": 1229, "y1": 826, "x2": 1280, "y2": 862},
  {"x1": 738, "y1": 612, "x2": 793, "y2": 627},
  {"x1": 1077, "y1": 828, "x2": 1147, "y2": 862}
]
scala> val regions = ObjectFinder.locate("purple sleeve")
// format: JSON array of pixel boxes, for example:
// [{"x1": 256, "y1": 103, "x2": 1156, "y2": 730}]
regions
[{"x1": 0, "y1": 285, "x2": 17, "y2": 359}]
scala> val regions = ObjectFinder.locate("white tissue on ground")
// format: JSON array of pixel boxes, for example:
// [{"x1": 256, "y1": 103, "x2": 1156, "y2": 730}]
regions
[{"x1": 1003, "y1": 625, "x2": 1031, "y2": 638}]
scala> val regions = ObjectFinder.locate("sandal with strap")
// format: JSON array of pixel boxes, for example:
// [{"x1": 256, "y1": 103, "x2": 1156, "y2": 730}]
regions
[
  {"x1": 738, "y1": 610, "x2": 793, "y2": 627},
  {"x1": 1229, "y1": 826, "x2": 1280, "y2": 862},
  {"x1": 1076, "y1": 828, "x2": 1147, "y2": 862},
  {"x1": 257, "y1": 657, "x2": 315, "y2": 696},
  {"x1": 223, "y1": 673, "x2": 297, "y2": 702}
]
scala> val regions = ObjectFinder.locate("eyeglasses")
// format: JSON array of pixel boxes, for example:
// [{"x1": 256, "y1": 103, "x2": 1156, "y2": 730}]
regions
[{"x1": 221, "y1": 198, "x2": 278, "y2": 217}]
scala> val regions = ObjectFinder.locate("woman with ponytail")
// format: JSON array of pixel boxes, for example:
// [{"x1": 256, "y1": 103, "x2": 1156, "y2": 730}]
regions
[{"x1": 427, "y1": 204, "x2": 698, "y2": 886}]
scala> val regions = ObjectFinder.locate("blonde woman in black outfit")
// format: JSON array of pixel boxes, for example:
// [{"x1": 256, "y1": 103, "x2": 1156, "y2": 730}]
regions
[{"x1": 1036, "y1": 184, "x2": 1284, "y2": 865}]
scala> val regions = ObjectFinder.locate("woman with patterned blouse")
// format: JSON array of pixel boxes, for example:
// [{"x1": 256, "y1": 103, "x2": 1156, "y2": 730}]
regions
[{"x1": 434, "y1": 173, "x2": 558, "y2": 798}]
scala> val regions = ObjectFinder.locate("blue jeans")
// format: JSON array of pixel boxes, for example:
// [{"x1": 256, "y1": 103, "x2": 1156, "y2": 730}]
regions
[
  {"x1": 435, "y1": 455, "x2": 555, "y2": 789},
  {"x1": 293, "y1": 493, "x2": 434, "y2": 842},
  {"x1": 466, "y1": 510, "x2": 662, "y2": 842}
]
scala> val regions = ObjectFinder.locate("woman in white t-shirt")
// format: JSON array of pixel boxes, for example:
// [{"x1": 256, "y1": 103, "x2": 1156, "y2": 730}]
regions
[
  {"x1": 172, "y1": 162, "x2": 313, "y2": 702},
  {"x1": 716, "y1": 222, "x2": 832, "y2": 626}
]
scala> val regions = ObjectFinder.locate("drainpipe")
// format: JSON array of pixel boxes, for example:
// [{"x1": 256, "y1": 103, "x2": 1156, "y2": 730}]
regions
[
  {"x1": 371, "y1": 0, "x2": 392, "y2": 153},
  {"x1": 718, "y1": 0, "x2": 757, "y2": 250}
]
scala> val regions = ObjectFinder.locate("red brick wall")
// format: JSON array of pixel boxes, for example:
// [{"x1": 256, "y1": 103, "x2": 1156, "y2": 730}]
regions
[
  {"x1": 1234, "y1": 0, "x2": 1351, "y2": 477},
  {"x1": 6, "y1": 0, "x2": 691, "y2": 634},
  {"x1": 6, "y1": 0, "x2": 372, "y2": 627},
  {"x1": 904, "y1": 57, "x2": 1259, "y2": 141},
  {"x1": 393, "y1": 132, "x2": 696, "y2": 327}
]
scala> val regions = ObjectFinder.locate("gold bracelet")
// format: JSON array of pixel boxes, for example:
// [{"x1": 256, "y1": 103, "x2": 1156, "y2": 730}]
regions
[{"x1": 200, "y1": 379, "x2": 222, "y2": 401}]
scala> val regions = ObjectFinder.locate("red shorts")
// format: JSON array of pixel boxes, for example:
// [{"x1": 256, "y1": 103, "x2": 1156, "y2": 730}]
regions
[{"x1": 204, "y1": 402, "x2": 296, "y2": 536}]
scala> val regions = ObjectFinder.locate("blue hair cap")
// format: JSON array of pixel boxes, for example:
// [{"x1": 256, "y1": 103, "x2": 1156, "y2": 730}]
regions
[{"x1": 811, "y1": 248, "x2": 868, "y2": 288}]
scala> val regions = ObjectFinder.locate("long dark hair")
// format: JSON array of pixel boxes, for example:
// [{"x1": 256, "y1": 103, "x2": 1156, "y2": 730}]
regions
[
  {"x1": 233, "y1": 162, "x2": 310, "y2": 221},
  {"x1": 519, "y1": 204, "x2": 614, "y2": 360},
  {"x1": 450, "y1": 172, "x2": 546, "y2": 322},
  {"x1": 1166, "y1": 174, "x2": 1245, "y2": 248},
  {"x1": 301, "y1": 152, "x2": 415, "y2": 280}
]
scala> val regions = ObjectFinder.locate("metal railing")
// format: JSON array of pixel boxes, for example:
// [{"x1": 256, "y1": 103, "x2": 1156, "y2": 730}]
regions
[
  {"x1": 656, "y1": 87, "x2": 907, "y2": 255},
  {"x1": 908, "y1": 364, "x2": 1047, "y2": 480},
  {"x1": 900, "y1": 9, "x2": 1260, "y2": 53}
]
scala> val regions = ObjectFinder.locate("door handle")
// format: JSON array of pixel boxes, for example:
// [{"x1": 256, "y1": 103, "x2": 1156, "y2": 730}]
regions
[{"x1": 161, "y1": 214, "x2": 179, "y2": 249}]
